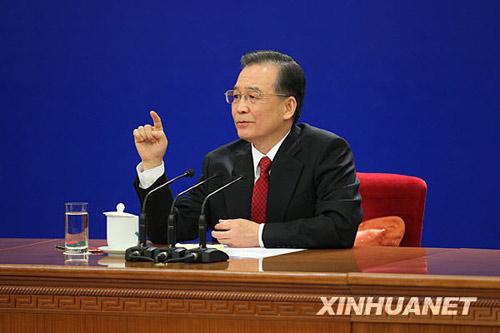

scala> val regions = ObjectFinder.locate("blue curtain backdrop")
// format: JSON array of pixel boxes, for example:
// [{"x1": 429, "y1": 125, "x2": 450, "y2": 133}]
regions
[{"x1": 1, "y1": 0, "x2": 499, "y2": 249}]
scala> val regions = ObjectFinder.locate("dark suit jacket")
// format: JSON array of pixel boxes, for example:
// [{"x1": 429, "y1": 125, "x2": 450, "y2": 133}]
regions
[{"x1": 134, "y1": 123, "x2": 362, "y2": 249}]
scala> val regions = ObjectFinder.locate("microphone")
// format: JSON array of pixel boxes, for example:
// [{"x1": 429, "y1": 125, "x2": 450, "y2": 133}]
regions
[
  {"x1": 167, "y1": 173, "x2": 221, "y2": 247},
  {"x1": 125, "y1": 168, "x2": 195, "y2": 262},
  {"x1": 153, "y1": 173, "x2": 221, "y2": 262},
  {"x1": 185, "y1": 175, "x2": 246, "y2": 263}
]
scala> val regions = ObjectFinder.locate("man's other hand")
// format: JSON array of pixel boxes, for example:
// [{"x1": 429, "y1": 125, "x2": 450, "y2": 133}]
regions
[
  {"x1": 133, "y1": 111, "x2": 168, "y2": 170},
  {"x1": 212, "y1": 219, "x2": 260, "y2": 247}
]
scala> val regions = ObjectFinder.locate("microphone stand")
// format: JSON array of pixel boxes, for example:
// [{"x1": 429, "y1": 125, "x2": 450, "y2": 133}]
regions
[
  {"x1": 125, "y1": 168, "x2": 194, "y2": 262},
  {"x1": 186, "y1": 175, "x2": 245, "y2": 263},
  {"x1": 153, "y1": 174, "x2": 220, "y2": 262}
]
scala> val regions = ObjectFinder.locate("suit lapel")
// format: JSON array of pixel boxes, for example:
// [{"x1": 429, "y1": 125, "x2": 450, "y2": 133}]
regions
[
  {"x1": 224, "y1": 143, "x2": 254, "y2": 219},
  {"x1": 267, "y1": 126, "x2": 304, "y2": 223}
]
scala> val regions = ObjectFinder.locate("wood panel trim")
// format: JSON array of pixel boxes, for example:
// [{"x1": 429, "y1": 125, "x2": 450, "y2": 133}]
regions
[{"x1": 0, "y1": 285, "x2": 321, "y2": 303}]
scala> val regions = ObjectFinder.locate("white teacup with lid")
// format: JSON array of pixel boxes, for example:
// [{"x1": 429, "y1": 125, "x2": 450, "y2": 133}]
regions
[{"x1": 103, "y1": 203, "x2": 138, "y2": 250}]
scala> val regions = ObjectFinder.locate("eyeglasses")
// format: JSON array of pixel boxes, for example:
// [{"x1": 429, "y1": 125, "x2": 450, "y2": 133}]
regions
[{"x1": 224, "y1": 89, "x2": 289, "y2": 105}]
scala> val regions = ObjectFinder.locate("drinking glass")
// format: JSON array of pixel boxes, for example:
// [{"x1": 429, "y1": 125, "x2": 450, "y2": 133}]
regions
[{"x1": 64, "y1": 202, "x2": 89, "y2": 255}]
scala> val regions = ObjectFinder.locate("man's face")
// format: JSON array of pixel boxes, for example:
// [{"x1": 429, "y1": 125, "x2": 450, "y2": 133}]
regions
[{"x1": 231, "y1": 64, "x2": 293, "y2": 149}]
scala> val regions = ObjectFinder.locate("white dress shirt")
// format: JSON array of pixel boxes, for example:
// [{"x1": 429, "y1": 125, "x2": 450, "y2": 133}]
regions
[{"x1": 136, "y1": 131, "x2": 290, "y2": 247}]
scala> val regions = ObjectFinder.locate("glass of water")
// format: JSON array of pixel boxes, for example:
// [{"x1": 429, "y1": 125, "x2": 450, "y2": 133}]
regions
[{"x1": 64, "y1": 202, "x2": 89, "y2": 255}]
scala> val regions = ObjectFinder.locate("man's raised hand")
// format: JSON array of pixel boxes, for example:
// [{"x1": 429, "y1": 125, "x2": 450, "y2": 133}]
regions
[{"x1": 133, "y1": 110, "x2": 168, "y2": 170}]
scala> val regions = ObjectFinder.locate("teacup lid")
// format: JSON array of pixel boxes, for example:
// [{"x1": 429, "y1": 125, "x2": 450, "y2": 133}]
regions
[{"x1": 103, "y1": 203, "x2": 137, "y2": 218}]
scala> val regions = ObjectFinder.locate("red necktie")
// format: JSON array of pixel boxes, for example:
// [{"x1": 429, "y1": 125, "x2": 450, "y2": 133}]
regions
[{"x1": 251, "y1": 156, "x2": 272, "y2": 223}]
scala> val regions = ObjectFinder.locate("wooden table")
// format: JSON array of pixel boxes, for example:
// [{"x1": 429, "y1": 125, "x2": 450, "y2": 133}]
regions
[{"x1": 0, "y1": 238, "x2": 499, "y2": 332}]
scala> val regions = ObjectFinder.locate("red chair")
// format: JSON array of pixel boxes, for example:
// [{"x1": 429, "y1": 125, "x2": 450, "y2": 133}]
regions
[{"x1": 357, "y1": 173, "x2": 427, "y2": 247}]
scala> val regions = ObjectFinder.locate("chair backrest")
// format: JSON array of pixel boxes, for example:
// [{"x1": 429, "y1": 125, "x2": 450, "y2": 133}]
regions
[{"x1": 357, "y1": 173, "x2": 427, "y2": 247}]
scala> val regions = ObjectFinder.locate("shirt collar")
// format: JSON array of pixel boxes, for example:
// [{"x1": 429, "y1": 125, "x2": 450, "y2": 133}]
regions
[{"x1": 251, "y1": 130, "x2": 290, "y2": 179}]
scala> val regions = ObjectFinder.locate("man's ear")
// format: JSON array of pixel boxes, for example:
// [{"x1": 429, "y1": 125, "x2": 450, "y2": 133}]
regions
[{"x1": 282, "y1": 96, "x2": 297, "y2": 121}]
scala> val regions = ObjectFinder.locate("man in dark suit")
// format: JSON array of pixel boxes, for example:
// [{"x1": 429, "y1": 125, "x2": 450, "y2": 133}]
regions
[{"x1": 133, "y1": 50, "x2": 362, "y2": 248}]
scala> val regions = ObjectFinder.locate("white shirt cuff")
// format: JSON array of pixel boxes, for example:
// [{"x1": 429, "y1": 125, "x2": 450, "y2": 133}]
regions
[
  {"x1": 136, "y1": 162, "x2": 165, "y2": 189},
  {"x1": 258, "y1": 224, "x2": 265, "y2": 248}
]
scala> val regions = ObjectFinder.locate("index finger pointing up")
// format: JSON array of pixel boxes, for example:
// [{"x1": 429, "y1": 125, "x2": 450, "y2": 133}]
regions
[{"x1": 150, "y1": 110, "x2": 163, "y2": 130}]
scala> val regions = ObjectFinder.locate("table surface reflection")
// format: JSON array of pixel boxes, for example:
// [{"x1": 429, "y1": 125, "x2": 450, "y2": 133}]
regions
[{"x1": 0, "y1": 238, "x2": 499, "y2": 281}]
